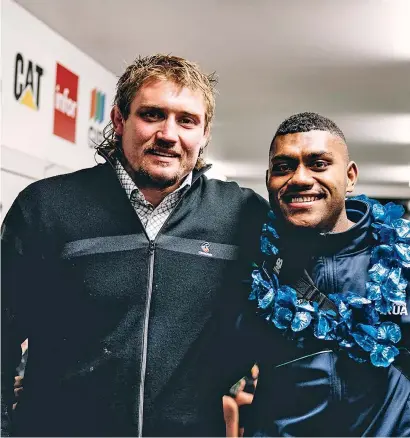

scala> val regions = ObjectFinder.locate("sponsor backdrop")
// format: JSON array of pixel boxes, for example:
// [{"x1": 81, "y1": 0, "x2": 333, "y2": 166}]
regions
[{"x1": 1, "y1": 0, "x2": 117, "y2": 216}]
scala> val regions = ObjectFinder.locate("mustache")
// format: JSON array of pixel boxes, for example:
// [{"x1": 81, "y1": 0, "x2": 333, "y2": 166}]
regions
[{"x1": 144, "y1": 144, "x2": 181, "y2": 157}]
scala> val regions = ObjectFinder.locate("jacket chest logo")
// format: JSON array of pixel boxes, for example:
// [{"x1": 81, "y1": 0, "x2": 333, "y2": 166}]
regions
[{"x1": 199, "y1": 242, "x2": 213, "y2": 257}]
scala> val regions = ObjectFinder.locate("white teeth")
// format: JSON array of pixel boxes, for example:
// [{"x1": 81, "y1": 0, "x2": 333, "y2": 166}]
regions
[
  {"x1": 152, "y1": 151, "x2": 176, "y2": 157},
  {"x1": 291, "y1": 196, "x2": 319, "y2": 203}
]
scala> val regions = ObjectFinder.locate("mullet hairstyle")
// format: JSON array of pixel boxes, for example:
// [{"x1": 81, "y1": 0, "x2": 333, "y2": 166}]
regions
[{"x1": 96, "y1": 54, "x2": 218, "y2": 169}]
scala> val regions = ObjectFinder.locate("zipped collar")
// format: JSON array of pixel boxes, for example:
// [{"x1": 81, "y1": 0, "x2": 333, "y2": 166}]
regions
[
  {"x1": 318, "y1": 198, "x2": 373, "y2": 256},
  {"x1": 280, "y1": 199, "x2": 373, "y2": 258}
]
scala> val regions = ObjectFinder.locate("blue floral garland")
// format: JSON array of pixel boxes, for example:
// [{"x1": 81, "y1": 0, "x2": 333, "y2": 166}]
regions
[{"x1": 249, "y1": 195, "x2": 410, "y2": 367}]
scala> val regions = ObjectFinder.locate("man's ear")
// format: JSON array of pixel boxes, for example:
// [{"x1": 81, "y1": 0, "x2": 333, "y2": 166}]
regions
[
  {"x1": 346, "y1": 161, "x2": 359, "y2": 194},
  {"x1": 111, "y1": 106, "x2": 124, "y2": 135},
  {"x1": 202, "y1": 125, "x2": 211, "y2": 149},
  {"x1": 265, "y1": 169, "x2": 270, "y2": 188}
]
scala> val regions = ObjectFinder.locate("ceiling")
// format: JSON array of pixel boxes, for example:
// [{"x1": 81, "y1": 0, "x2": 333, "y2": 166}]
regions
[{"x1": 14, "y1": 0, "x2": 410, "y2": 198}]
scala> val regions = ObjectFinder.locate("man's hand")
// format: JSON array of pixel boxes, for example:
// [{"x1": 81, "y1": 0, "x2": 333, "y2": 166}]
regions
[
  {"x1": 12, "y1": 376, "x2": 24, "y2": 410},
  {"x1": 12, "y1": 339, "x2": 28, "y2": 410}
]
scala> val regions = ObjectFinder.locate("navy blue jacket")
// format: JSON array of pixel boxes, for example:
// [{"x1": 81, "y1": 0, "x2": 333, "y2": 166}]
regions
[{"x1": 245, "y1": 199, "x2": 410, "y2": 437}]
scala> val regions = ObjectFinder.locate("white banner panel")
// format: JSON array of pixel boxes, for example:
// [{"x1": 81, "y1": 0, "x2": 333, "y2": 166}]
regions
[{"x1": 1, "y1": 0, "x2": 118, "y2": 214}]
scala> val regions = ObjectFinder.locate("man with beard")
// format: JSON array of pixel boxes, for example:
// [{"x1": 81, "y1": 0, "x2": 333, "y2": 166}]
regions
[
  {"x1": 1, "y1": 54, "x2": 268, "y2": 437},
  {"x1": 244, "y1": 112, "x2": 410, "y2": 436}
]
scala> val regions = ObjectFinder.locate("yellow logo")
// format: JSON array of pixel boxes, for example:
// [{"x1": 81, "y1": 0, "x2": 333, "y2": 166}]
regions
[{"x1": 19, "y1": 87, "x2": 37, "y2": 110}]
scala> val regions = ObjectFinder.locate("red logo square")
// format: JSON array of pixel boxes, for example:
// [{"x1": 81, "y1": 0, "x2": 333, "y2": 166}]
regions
[{"x1": 53, "y1": 63, "x2": 79, "y2": 143}]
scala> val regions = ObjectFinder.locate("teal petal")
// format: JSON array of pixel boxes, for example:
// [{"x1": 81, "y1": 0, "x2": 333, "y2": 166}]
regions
[
  {"x1": 370, "y1": 344, "x2": 399, "y2": 367},
  {"x1": 291, "y1": 311, "x2": 312, "y2": 332},
  {"x1": 377, "y1": 322, "x2": 401, "y2": 344}
]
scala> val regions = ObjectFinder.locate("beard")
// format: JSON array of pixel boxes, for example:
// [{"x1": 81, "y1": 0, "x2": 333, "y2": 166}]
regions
[
  {"x1": 131, "y1": 166, "x2": 180, "y2": 190},
  {"x1": 119, "y1": 144, "x2": 188, "y2": 190}
]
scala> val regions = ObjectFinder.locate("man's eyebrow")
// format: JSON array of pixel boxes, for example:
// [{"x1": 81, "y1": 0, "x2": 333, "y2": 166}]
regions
[
  {"x1": 271, "y1": 150, "x2": 334, "y2": 161},
  {"x1": 139, "y1": 104, "x2": 200, "y2": 115},
  {"x1": 271, "y1": 154, "x2": 296, "y2": 162},
  {"x1": 137, "y1": 105, "x2": 202, "y2": 120},
  {"x1": 137, "y1": 104, "x2": 164, "y2": 111},
  {"x1": 307, "y1": 151, "x2": 334, "y2": 159},
  {"x1": 180, "y1": 110, "x2": 201, "y2": 119}
]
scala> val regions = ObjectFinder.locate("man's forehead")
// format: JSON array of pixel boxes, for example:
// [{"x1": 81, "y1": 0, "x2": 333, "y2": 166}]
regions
[
  {"x1": 271, "y1": 130, "x2": 346, "y2": 158},
  {"x1": 133, "y1": 79, "x2": 205, "y2": 109}
]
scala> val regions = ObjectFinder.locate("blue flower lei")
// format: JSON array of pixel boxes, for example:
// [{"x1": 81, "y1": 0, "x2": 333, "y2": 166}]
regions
[{"x1": 249, "y1": 195, "x2": 410, "y2": 367}]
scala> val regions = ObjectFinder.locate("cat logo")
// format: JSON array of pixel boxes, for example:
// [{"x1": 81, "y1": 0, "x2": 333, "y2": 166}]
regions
[{"x1": 14, "y1": 53, "x2": 44, "y2": 110}]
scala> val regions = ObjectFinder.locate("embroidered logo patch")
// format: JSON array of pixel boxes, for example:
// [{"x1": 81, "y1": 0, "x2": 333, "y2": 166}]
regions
[{"x1": 199, "y1": 242, "x2": 213, "y2": 257}]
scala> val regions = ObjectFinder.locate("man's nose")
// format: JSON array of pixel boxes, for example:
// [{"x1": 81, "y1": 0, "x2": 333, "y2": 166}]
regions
[
  {"x1": 289, "y1": 165, "x2": 315, "y2": 187},
  {"x1": 156, "y1": 118, "x2": 178, "y2": 144}
]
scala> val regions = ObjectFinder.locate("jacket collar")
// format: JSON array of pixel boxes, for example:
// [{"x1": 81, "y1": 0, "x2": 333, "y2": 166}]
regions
[
  {"x1": 317, "y1": 198, "x2": 373, "y2": 256},
  {"x1": 192, "y1": 164, "x2": 212, "y2": 183},
  {"x1": 279, "y1": 199, "x2": 373, "y2": 258}
]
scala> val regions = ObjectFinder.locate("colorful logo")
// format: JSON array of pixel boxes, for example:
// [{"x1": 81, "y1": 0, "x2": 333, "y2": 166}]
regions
[
  {"x1": 88, "y1": 88, "x2": 106, "y2": 148},
  {"x1": 199, "y1": 242, "x2": 213, "y2": 257},
  {"x1": 53, "y1": 63, "x2": 79, "y2": 143},
  {"x1": 89, "y1": 88, "x2": 105, "y2": 123},
  {"x1": 14, "y1": 53, "x2": 44, "y2": 110},
  {"x1": 201, "y1": 242, "x2": 210, "y2": 253}
]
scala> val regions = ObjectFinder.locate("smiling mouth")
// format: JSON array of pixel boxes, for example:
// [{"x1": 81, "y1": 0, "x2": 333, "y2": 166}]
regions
[
  {"x1": 148, "y1": 150, "x2": 180, "y2": 158},
  {"x1": 282, "y1": 194, "x2": 325, "y2": 204}
]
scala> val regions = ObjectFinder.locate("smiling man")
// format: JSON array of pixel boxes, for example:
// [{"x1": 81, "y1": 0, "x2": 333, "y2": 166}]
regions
[
  {"x1": 111, "y1": 78, "x2": 208, "y2": 207},
  {"x1": 268, "y1": 125, "x2": 357, "y2": 233},
  {"x1": 244, "y1": 112, "x2": 410, "y2": 437},
  {"x1": 1, "y1": 54, "x2": 268, "y2": 437}
]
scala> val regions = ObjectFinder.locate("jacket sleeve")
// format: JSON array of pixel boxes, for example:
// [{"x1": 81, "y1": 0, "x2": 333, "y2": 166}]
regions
[
  {"x1": 216, "y1": 281, "x2": 258, "y2": 395},
  {"x1": 218, "y1": 192, "x2": 272, "y2": 391},
  {"x1": 1, "y1": 195, "x2": 39, "y2": 436}
]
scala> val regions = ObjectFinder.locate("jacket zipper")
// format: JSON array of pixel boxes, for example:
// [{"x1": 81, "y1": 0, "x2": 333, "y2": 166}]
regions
[
  {"x1": 101, "y1": 158, "x2": 211, "y2": 435},
  {"x1": 136, "y1": 179, "x2": 202, "y2": 436},
  {"x1": 137, "y1": 240, "x2": 156, "y2": 437}
]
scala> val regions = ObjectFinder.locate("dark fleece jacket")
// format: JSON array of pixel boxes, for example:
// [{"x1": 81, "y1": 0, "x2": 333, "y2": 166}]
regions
[{"x1": 1, "y1": 163, "x2": 269, "y2": 437}]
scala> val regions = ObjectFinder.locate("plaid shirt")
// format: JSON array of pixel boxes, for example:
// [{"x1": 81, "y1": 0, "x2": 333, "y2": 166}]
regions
[{"x1": 115, "y1": 161, "x2": 192, "y2": 240}]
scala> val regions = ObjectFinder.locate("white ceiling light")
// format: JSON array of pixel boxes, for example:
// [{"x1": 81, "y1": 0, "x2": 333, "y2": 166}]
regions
[
  {"x1": 338, "y1": 114, "x2": 410, "y2": 145},
  {"x1": 358, "y1": 164, "x2": 410, "y2": 184}
]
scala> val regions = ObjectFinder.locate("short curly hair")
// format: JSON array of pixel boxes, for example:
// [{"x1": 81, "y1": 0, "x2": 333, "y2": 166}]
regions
[
  {"x1": 272, "y1": 111, "x2": 346, "y2": 146},
  {"x1": 96, "y1": 54, "x2": 218, "y2": 169}
]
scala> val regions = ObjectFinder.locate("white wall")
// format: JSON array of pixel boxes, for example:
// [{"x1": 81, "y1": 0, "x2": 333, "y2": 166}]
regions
[{"x1": 1, "y1": 0, "x2": 117, "y2": 217}]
